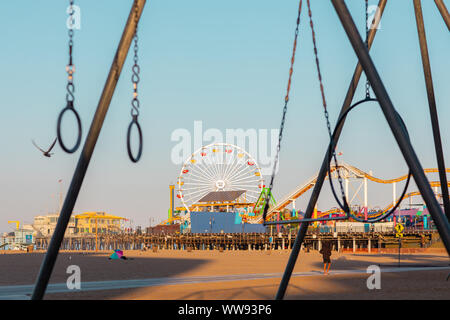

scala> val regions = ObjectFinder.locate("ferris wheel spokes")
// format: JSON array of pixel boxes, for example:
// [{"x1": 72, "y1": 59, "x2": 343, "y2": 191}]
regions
[{"x1": 177, "y1": 143, "x2": 264, "y2": 212}]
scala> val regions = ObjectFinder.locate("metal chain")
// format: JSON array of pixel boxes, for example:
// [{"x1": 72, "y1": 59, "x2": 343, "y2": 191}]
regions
[
  {"x1": 365, "y1": 0, "x2": 371, "y2": 99},
  {"x1": 262, "y1": 0, "x2": 303, "y2": 223},
  {"x1": 131, "y1": 2, "x2": 140, "y2": 118},
  {"x1": 126, "y1": 1, "x2": 143, "y2": 163},
  {"x1": 57, "y1": 0, "x2": 82, "y2": 154},
  {"x1": 66, "y1": 0, "x2": 75, "y2": 105},
  {"x1": 306, "y1": 0, "x2": 349, "y2": 210}
]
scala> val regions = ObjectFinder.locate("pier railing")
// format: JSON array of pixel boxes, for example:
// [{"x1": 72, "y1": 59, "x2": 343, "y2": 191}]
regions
[{"x1": 33, "y1": 230, "x2": 440, "y2": 252}]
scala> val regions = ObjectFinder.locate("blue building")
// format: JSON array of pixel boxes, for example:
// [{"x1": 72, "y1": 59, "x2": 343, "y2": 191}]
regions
[{"x1": 190, "y1": 211, "x2": 266, "y2": 234}]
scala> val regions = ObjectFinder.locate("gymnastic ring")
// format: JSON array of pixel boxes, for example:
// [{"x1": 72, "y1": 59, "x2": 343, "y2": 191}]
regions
[
  {"x1": 127, "y1": 116, "x2": 143, "y2": 163},
  {"x1": 326, "y1": 97, "x2": 412, "y2": 223},
  {"x1": 57, "y1": 102, "x2": 82, "y2": 154}
]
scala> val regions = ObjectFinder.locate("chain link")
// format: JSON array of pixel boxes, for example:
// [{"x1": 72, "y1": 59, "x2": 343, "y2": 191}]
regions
[
  {"x1": 127, "y1": 1, "x2": 143, "y2": 163},
  {"x1": 131, "y1": 2, "x2": 140, "y2": 118},
  {"x1": 306, "y1": 0, "x2": 348, "y2": 211},
  {"x1": 66, "y1": 0, "x2": 75, "y2": 104},
  {"x1": 365, "y1": 0, "x2": 371, "y2": 99},
  {"x1": 57, "y1": 0, "x2": 82, "y2": 154},
  {"x1": 262, "y1": 0, "x2": 303, "y2": 223},
  {"x1": 262, "y1": 0, "x2": 351, "y2": 223}
]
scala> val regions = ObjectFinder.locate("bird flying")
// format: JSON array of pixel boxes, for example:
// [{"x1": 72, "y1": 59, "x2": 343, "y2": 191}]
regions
[{"x1": 32, "y1": 138, "x2": 57, "y2": 157}]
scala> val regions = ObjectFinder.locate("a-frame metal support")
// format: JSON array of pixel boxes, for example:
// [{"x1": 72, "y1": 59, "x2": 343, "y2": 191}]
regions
[
  {"x1": 331, "y1": 0, "x2": 450, "y2": 252},
  {"x1": 274, "y1": 0, "x2": 387, "y2": 299},
  {"x1": 413, "y1": 0, "x2": 450, "y2": 220},
  {"x1": 31, "y1": 0, "x2": 147, "y2": 300},
  {"x1": 434, "y1": 0, "x2": 450, "y2": 31},
  {"x1": 275, "y1": 0, "x2": 450, "y2": 299}
]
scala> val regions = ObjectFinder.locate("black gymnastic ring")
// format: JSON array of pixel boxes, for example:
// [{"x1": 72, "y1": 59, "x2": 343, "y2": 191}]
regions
[
  {"x1": 57, "y1": 102, "x2": 82, "y2": 154},
  {"x1": 326, "y1": 97, "x2": 412, "y2": 223},
  {"x1": 127, "y1": 116, "x2": 143, "y2": 163}
]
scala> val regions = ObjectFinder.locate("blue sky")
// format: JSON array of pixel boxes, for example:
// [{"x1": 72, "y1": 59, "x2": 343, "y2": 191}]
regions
[{"x1": 0, "y1": 0, "x2": 449, "y2": 232}]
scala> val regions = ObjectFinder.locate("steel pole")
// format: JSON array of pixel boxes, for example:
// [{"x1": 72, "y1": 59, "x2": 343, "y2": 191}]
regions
[
  {"x1": 434, "y1": 0, "x2": 450, "y2": 31},
  {"x1": 331, "y1": 0, "x2": 450, "y2": 253},
  {"x1": 31, "y1": 0, "x2": 147, "y2": 300},
  {"x1": 413, "y1": 0, "x2": 450, "y2": 220},
  {"x1": 275, "y1": 0, "x2": 388, "y2": 300}
]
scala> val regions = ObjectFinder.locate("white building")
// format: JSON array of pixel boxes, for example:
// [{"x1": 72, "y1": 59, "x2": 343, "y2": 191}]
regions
[{"x1": 33, "y1": 213, "x2": 76, "y2": 237}]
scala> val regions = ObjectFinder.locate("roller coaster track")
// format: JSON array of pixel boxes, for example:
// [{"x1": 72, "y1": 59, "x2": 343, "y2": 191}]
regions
[
  {"x1": 247, "y1": 162, "x2": 450, "y2": 224},
  {"x1": 157, "y1": 216, "x2": 181, "y2": 226},
  {"x1": 318, "y1": 182, "x2": 449, "y2": 220},
  {"x1": 359, "y1": 181, "x2": 449, "y2": 219}
]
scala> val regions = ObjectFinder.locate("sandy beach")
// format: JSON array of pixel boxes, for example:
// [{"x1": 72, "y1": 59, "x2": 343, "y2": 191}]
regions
[{"x1": 0, "y1": 249, "x2": 448, "y2": 299}]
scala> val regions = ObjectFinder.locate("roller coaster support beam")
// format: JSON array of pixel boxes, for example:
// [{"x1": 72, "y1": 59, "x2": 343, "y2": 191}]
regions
[
  {"x1": 31, "y1": 0, "x2": 147, "y2": 300},
  {"x1": 274, "y1": 0, "x2": 387, "y2": 300},
  {"x1": 434, "y1": 0, "x2": 450, "y2": 31},
  {"x1": 413, "y1": 0, "x2": 450, "y2": 220}
]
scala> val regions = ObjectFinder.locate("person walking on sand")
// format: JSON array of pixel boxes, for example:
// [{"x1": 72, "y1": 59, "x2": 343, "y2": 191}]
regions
[{"x1": 319, "y1": 240, "x2": 332, "y2": 275}]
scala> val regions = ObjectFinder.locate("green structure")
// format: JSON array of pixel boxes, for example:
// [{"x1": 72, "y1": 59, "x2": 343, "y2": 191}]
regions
[{"x1": 252, "y1": 187, "x2": 276, "y2": 217}]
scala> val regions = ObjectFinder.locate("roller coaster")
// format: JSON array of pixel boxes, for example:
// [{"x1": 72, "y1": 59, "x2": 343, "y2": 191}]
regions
[
  {"x1": 311, "y1": 186, "x2": 448, "y2": 221},
  {"x1": 159, "y1": 162, "x2": 449, "y2": 227},
  {"x1": 245, "y1": 162, "x2": 450, "y2": 224}
]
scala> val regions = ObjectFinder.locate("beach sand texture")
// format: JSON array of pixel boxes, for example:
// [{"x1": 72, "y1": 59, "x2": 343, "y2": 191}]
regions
[{"x1": 0, "y1": 249, "x2": 449, "y2": 299}]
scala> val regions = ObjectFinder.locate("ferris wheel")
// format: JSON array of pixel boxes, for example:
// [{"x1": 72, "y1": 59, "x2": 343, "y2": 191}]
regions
[{"x1": 177, "y1": 143, "x2": 264, "y2": 212}]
